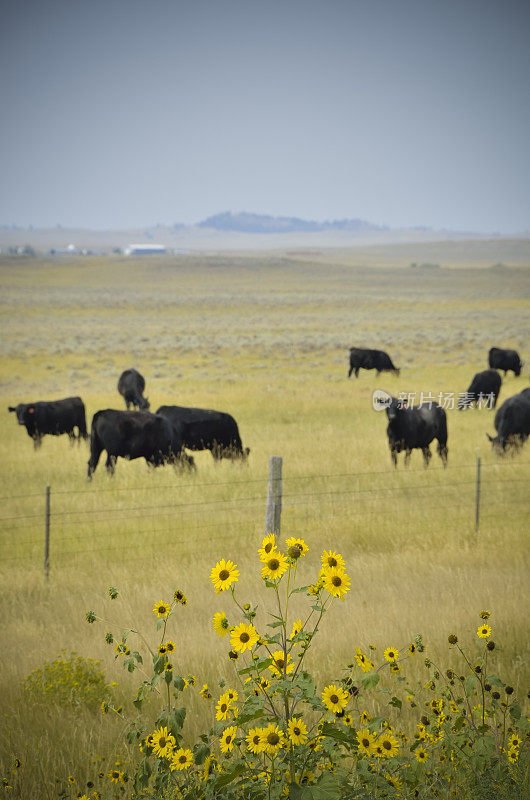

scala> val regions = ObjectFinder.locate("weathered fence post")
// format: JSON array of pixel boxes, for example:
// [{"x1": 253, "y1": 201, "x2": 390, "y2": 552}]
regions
[
  {"x1": 265, "y1": 456, "x2": 282, "y2": 535},
  {"x1": 474, "y1": 455, "x2": 481, "y2": 541},
  {"x1": 44, "y1": 485, "x2": 50, "y2": 580}
]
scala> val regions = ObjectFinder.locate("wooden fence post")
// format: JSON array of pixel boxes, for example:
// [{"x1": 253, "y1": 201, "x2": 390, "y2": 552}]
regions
[
  {"x1": 474, "y1": 455, "x2": 481, "y2": 542},
  {"x1": 265, "y1": 456, "x2": 282, "y2": 535},
  {"x1": 44, "y1": 485, "x2": 50, "y2": 580}
]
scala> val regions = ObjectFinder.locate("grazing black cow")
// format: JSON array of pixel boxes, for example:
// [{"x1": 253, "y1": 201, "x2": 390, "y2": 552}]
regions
[
  {"x1": 458, "y1": 369, "x2": 502, "y2": 410},
  {"x1": 348, "y1": 348, "x2": 400, "y2": 378},
  {"x1": 117, "y1": 369, "x2": 150, "y2": 410},
  {"x1": 8, "y1": 397, "x2": 87, "y2": 448},
  {"x1": 156, "y1": 405, "x2": 250, "y2": 460},
  {"x1": 87, "y1": 410, "x2": 194, "y2": 478},
  {"x1": 488, "y1": 347, "x2": 522, "y2": 377},
  {"x1": 487, "y1": 388, "x2": 530, "y2": 452},
  {"x1": 385, "y1": 397, "x2": 448, "y2": 468}
]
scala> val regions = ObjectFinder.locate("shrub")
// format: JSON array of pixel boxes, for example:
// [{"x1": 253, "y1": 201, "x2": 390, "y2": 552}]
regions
[{"x1": 24, "y1": 650, "x2": 113, "y2": 710}]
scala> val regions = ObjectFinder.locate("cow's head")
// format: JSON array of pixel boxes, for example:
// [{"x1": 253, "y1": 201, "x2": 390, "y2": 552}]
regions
[
  {"x1": 8, "y1": 404, "x2": 33, "y2": 424},
  {"x1": 140, "y1": 396, "x2": 150, "y2": 410},
  {"x1": 385, "y1": 397, "x2": 404, "y2": 422}
]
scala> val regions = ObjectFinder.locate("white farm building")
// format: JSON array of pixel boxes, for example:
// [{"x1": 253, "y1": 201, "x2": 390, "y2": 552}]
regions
[{"x1": 124, "y1": 243, "x2": 167, "y2": 255}]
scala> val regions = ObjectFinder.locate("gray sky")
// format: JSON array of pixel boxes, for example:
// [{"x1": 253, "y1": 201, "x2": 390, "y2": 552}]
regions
[{"x1": 1, "y1": 0, "x2": 529, "y2": 232}]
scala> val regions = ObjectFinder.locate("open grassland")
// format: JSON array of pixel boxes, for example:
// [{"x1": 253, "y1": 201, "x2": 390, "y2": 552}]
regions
[{"x1": 0, "y1": 248, "x2": 529, "y2": 798}]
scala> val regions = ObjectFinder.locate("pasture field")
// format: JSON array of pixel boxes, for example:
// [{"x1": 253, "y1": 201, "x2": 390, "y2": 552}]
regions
[{"x1": 0, "y1": 248, "x2": 529, "y2": 798}]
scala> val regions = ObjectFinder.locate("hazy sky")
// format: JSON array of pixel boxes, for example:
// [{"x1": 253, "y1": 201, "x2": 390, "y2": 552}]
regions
[{"x1": 1, "y1": 0, "x2": 529, "y2": 232}]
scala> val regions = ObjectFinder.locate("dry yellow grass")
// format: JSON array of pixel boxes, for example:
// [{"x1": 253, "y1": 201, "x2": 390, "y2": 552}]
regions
[{"x1": 0, "y1": 250, "x2": 528, "y2": 798}]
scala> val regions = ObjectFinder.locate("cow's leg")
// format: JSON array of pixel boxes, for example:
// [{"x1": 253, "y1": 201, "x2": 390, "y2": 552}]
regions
[
  {"x1": 422, "y1": 447, "x2": 432, "y2": 468},
  {"x1": 33, "y1": 434, "x2": 42, "y2": 450},
  {"x1": 355, "y1": 368, "x2": 360, "y2": 378},
  {"x1": 390, "y1": 447, "x2": 398, "y2": 467},
  {"x1": 404, "y1": 449, "x2": 412, "y2": 467},
  {"x1": 105, "y1": 454, "x2": 117, "y2": 475},
  {"x1": 87, "y1": 439, "x2": 103, "y2": 479},
  {"x1": 347, "y1": 365, "x2": 353, "y2": 378},
  {"x1": 437, "y1": 443, "x2": 448, "y2": 467}
]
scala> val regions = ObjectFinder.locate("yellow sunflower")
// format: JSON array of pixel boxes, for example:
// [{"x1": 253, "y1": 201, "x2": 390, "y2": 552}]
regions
[
  {"x1": 108, "y1": 769, "x2": 124, "y2": 784},
  {"x1": 508, "y1": 734, "x2": 522, "y2": 749},
  {"x1": 291, "y1": 619, "x2": 303, "y2": 638},
  {"x1": 170, "y1": 748, "x2": 193, "y2": 771},
  {"x1": 321, "y1": 549, "x2": 345, "y2": 570},
  {"x1": 220, "y1": 725, "x2": 238, "y2": 754},
  {"x1": 268, "y1": 650, "x2": 294, "y2": 676},
  {"x1": 355, "y1": 649, "x2": 375, "y2": 672},
  {"x1": 321, "y1": 684, "x2": 349, "y2": 713},
  {"x1": 258, "y1": 533, "x2": 276, "y2": 560},
  {"x1": 477, "y1": 624, "x2": 492, "y2": 639},
  {"x1": 212, "y1": 611, "x2": 230, "y2": 637},
  {"x1": 383, "y1": 646, "x2": 399, "y2": 662},
  {"x1": 153, "y1": 601, "x2": 171, "y2": 618},
  {"x1": 215, "y1": 696, "x2": 234, "y2": 721},
  {"x1": 151, "y1": 726, "x2": 176, "y2": 758},
  {"x1": 210, "y1": 559, "x2": 239, "y2": 593},
  {"x1": 230, "y1": 622, "x2": 259, "y2": 653},
  {"x1": 261, "y1": 550, "x2": 288, "y2": 581},
  {"x1": 415, "y1": 746, "x2": 428, "y2": 763},
  {"x1": 342, "y1": 713, "x2": 354, "y2": 727},
  {"x1": 286, "y1": 537, "x2": 309, "y2": 559},
  {"x1": 287, "y1": 718, "x2": 308, "y2": 745},
  {"x1": 356, "y1": 728, "x2": 377, "y2": 756},
  {"x1": 261, "y1": 723, "x2": 286, "y2": 756},
  {"x1": 321, "y1": 568, "x2": 351, "y2": 599},
  {"x1": 377, "y1": 733, "x2": 400, "y2": 757},
  {"x1": 246, "y1": 727, "x2": 265, "y2": 754},
  {"x1": 165, "y1": 640, "x2": 176, "y2": 653},
  {"x1": 507, "y1": 747, "x2": 519, "y2": 763}
]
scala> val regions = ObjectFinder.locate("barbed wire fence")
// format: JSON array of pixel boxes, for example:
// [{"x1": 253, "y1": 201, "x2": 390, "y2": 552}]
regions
[{"x1": 0, "y1": 456, "x2": 528, "y2": 578}]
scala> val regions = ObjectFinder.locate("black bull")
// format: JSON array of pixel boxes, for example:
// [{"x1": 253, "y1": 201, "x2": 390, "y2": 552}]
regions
[
  {"x1": 348, "y1": 348, "x2": 400, "y2": 378},
  {"x1": 8, "y1": 397, "x2": 87, "y2": 448},
  {"x1": 156, "y1": 405, "x2": 249, "y2": 460},
  {"x1": 385, "y1": 399, "x2": 448, "y2": 468},
  {"x1": 87, "y1": 410, "x2": 194, "y2": 478},
  {"x1": 487, "y1": 388, "x2": 530, "y2": 451}
]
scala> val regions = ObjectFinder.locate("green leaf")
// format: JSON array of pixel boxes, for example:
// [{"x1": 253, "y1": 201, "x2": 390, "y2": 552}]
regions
[
  {"x1": 192, "y1": 742, "x2": 210, "y2": 765},
  {"x1": 236, "y1": 708, "x2": 265, "y2": 726},
  {"x1": 389, "y1": 696, "x2": 402, "y2": 709},
  {"x1": 267, "y1": 620, "x2": 284, "y2": 629},
  {"x1": 290, "y1": 585, "x2": 309, "y2": 594},
  {"x1": 173, "y1": 676, "x2": 185, "y2": 691},
  {"x1": 153, "y1": 655, "x2": 166, "y2": 674},
  {"x1": 132, "y1": 651, "x2": 143, "y2": 664},
  {"x1": 465, "y1": 675, "x2": 479, "y2": 695},
  {"x1": 509, "y1": 702, "x2": 521, "y2": 721},
  {"x1": 133, "y1": 757, "x2": 151, "y2": 792},
  {"x1": 238, "y1": 657, "x2": 272, "y2": 675},
  {"x1": 361, "y1": 672, "x2": 380, "y2": 690},
  {"x1": 211, "y1": 762, "x2": 246, "y2": 789},
  {"x1": 289, "y1": 771, "x2": 341, "y2": 799},
  {"x1": 167, "y1": 707, "x2": 186, "y2": 735},
  {"x1": 319, "y1": 721, "x2": 354, "y2": 745}
]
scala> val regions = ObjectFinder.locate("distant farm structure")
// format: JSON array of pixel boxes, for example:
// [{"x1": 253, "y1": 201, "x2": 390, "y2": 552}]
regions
[{"x1": 124, "y1": 243, "x2": 167, "y2": 255}]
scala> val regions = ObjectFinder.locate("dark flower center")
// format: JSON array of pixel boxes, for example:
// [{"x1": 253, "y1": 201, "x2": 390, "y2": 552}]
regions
[
  {"x1": 288, "y1": 546, "x2": 301, "y2": 559},
  {"x1": 221, "y1": 703, "x2": 228, "y2": 712},
  {"x1": 219, "y1": 570, "x2": 230, "y2": 581},
  {"x1": 275, "y1": 659, "x2": 285, "y2": 669},
  {"x1": 331, "y1": 576, "x2": 342, "y2": 587},
  {"x1": 269, "y1": 558, "x2": 280, "y2": 570},
  {"x1": 159, "y1": 606, "x2": 167, "y2": 614},
  {"x1": 265, "y1": 542, "x2": 273, "y2": 553},
  {"x1": 330, "y1": 694, "x2": 339, "y2": 704},
  {"x1": 362, "y1": 738, "x2": 370, "y2": 747},
  {"x1": 267, "y1": 733, "x2": 280, "y2": 745},
  {"x1": 226, "y1": 735, "x2": 232, "y2": 744},
  {"x1": 293, "y1": 727, "x2": 301, "y2": 736},
  {"x1": 383, "y1": 741, "x2": 391, "y2": 750},
  {"x1": 328, "y1": 557, "x2": 337, "y2": 567},
  {"x1": 253, "y1": 735, "x2": 260, "y2": 744},
  {"x1": 159, "y1": 737, "x2": 166, "y2": 748},
  {"x1": 179, "y1": 755, "x2": 186, "y2": 763},
  {"x1": 240, "y1": 632, "x2": 250, "y2": 643}
]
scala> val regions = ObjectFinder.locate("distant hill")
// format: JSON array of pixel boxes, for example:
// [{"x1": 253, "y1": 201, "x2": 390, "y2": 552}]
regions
[{"x1": 197, "y1": 211, "x2": 387, "y2": 234}]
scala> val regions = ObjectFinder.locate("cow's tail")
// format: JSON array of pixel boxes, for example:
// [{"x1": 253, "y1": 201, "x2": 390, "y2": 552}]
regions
[
  {"x1": 87, "y1": 412, "x2": 104, "y2": 479},
  {"x1": 436, "y1": 409, "x2": 448, "y2": 466},
  {"x1": 78, "y1": 409, "x2": 88, "y2": 440}
]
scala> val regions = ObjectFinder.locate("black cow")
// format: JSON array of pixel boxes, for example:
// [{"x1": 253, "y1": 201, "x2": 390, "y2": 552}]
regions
[
  {"x1": 487, "y1": 388, "x2": 530, "y2": 452},
  {"x1": 117, "y1": 369, "x2": 150, "y2": 410},
  {"x1": 156, "y1": 405, "x2": 250, "y2": 460},
  {"x1": 348, "y1": 348, "x2": 400, "y2": 378},
  {"x1": 87, "y1": 410, "x2": 194, "y2": 478},
  {"x1": 8, "y1": 397, "x2": 87, "y2": 448},
  {"x1": 488, "y1": 347, "x2": 522, "y2": 377},
  {"x1": 385, "y1": 398, "x2": 448, "y2": 468},
  {"x1": 458, "y1": 369, "x2": 502, "y2": 410}
]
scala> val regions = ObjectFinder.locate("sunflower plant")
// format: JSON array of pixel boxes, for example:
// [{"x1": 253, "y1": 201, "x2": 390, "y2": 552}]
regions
[{"x1": 82, "y1": 548, "x2": 528, "y2": 800}]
